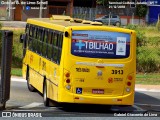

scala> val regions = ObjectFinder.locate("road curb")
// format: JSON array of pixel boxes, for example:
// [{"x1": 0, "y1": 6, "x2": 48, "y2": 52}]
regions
[
  {"x1": 135, "y1": 88, "x2": 160, "y2": 92},
  {"x1": 135, "y1": 84, "x2": 160, "y2": 92}
]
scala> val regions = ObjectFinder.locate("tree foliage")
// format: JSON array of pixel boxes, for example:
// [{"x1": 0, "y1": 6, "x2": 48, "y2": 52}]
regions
[
  {"x1": 96, "y1": 0, "x2": 128, "y2": 6},
  {"x1": 136, "y1": 4, "x2": 148, "y2": 18}
]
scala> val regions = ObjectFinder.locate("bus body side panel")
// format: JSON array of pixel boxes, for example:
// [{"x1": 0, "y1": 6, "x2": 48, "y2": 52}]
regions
[
  {"x1": 22, "y1": 59, "x2": 28, "y2": 79},
  {"x1": 28, "y1": 51, "x2": 44, "y2": 93},
  {"x1": 23, "y1": 49, "x2": 60, "y2": 100},
  {"x1": 46, "y1": 60, "x2": 59, "y2": 101}
]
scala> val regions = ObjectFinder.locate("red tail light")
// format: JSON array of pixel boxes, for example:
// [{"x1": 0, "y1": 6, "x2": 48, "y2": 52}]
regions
[
  {"x1": 127, "y1": 82, "x2": 131, "y2": 86},
  {"x1": 66, "y1": 79, "x2": 70, "y2": 83},
  {"x1": 65, "y1": 72, "x2": 70, "y2": 77},
  {"x1": 128, "y1": 75, "x2": 133, "y2": 80},
  {"x1": 96, "y1": 66, "x2": 104, "y2": 68}
]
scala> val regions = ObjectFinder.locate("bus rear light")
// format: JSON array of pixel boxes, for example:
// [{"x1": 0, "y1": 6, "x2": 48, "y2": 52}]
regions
[
  {"x1": 65, "y1": 72, "x2": 70, "y2": 77},
  {"x1": 66, "y1": 85, "x2": 71, "y2": 90},
  {"x1": 75, "y1": 97, "x2": 79, "y2": 99},
  {"x1": 128, "y1": 75, "x2": 133, "y2": 80},
  {"x1": 126, "y1": 88, "x2": 130, "y2": 92},
  {"x1": 96, "y1": 66, "x2": 104, "y2": 68},
  {"x1": 66, "y1": 79, "x2": 70, "y2": 83},
  {"x1": 127, "y1": 82, "x2": 131, "y2": 86},
  {"x1": 117, "y1": 99, "x2": 122, "y2": 101}
]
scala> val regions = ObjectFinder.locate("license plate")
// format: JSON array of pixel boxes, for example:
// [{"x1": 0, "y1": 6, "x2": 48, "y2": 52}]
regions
[{"x1": 92, "y1": 89, "x2": 104, "y2": 94}]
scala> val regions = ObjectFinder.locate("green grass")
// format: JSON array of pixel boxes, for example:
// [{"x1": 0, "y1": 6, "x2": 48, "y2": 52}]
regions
[
  {"x1": 138, "y1": 26, "x2": 160, "y2": 37},
  {"x1": 11, "y1": 68, "x2": 22, "y2": 76},
  {"x1": 136, "y1": 73, "x2": 160, "y2": 85}
]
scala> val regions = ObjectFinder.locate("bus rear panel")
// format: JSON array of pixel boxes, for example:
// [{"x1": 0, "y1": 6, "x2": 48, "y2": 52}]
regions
[{"x1": 59, "y1": 27, "x2": 136, "y2": 105}]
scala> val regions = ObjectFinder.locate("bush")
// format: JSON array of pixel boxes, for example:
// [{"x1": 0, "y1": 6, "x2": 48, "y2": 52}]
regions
[
  {"x1": 126, "y1": 24, "x2": 146, "y2": 46},
  {"x1": 126, "y1": 24, "x2": 137, "y2": 30},
  {"x1": 126, "y1": 25, "x2": 160, "y2": 73},
  {"x1": 0, "y1": 28, "x2": 23, "y2": 68},
  {"x1": 12, "y1": 29, "x2": 24, "y2": 68},
  {"x1": 0, "y1": 22, "x2": 2, "y2": 29},
  {"x1": 137, "y1": 47, "x2": 160, "y2": 72}
]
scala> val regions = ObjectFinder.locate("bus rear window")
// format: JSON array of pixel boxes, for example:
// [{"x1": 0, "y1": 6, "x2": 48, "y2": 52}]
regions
[{"x1": 71, "y1": 30, "x2": 131, "y2": 59}]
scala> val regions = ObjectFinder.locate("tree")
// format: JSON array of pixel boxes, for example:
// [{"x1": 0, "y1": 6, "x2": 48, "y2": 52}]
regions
[
  {"x1": 136, "y1": 4, "x2": 148, "y2": 24},
  {"x1": 96, "y1": 0, "x2": 128, "y2": 6}
]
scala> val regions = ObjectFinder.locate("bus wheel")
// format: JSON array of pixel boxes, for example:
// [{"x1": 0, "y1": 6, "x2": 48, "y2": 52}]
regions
[
  {"x1": 26, "y1": 70, "x2": 36, "y2": 92},
  {"x1": 43, "y1": 81, "x2": 50, "y2": 107}
]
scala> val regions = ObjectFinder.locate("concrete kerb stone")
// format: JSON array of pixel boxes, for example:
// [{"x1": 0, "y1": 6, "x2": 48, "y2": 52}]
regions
[{"x1": 135, "y1": 84, "x2": 160, "y2": 92}]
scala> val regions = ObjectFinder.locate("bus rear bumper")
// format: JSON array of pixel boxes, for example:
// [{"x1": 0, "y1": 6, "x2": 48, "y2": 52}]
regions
[{"x1": 59, "y1": 91, "x2": 134, "y2": 105}]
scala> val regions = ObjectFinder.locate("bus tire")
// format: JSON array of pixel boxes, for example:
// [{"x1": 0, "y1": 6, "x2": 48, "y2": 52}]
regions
[
  {"x1": 26, "y1": 70, "x2": 36, "y2": 92},
  {"x1": 43, "y1": 81, "x2": 50, "y2": 107}
]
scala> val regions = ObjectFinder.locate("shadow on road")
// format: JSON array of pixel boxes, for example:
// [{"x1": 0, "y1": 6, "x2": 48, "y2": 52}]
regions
[
  {"x1": 58, "y1": 104, "x2": 143, "y2": 114},
  {"x1": 134, "y1": 91, "x2": 160, "y2": 113}
]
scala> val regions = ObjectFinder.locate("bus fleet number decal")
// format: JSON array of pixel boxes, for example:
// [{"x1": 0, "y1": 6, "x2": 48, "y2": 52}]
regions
[
  {"x1": 76, "y1": 68, "x2": 90, "y2": 72},
  {"x1": 111, "y1": 70, "x2": 123, "y2": 75}
]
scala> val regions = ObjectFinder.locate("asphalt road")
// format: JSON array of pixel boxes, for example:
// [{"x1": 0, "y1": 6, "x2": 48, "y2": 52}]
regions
[{"x1": 3, "y1": 77, "x2": 160, "y2": 118}]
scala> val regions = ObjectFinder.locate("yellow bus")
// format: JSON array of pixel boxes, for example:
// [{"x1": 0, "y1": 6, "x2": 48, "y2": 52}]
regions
[{"x1": 20, "y1": 15, "x2": 136, "y2": 107}]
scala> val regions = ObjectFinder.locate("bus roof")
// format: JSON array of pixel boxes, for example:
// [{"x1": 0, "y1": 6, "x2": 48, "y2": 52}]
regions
[
  {"x1": 27, "y1": 18, "x2": 104, "y2": 31},
  {"x1": 27, "y1": 16, "x2": 134, "y2": 33}
]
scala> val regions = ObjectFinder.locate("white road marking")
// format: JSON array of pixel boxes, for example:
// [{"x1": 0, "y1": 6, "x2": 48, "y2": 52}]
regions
[
  {"x1": 135, "y1": 103, "x2": 160, "y2": 107},
  {"x1": 133, "y1": 105, "x2": 145, "y2": 111},
  {"x1": 19, "y1": 102, "x2": 43, "y2": 109},
  {"x1": 11, "y1": 78, "x2": 26, "y2": 83}
]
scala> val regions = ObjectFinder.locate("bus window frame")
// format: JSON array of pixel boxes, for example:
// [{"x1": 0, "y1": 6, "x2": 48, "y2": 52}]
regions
[{"x1": 25, "y1": 23, "x2": 64, "y2": 65}]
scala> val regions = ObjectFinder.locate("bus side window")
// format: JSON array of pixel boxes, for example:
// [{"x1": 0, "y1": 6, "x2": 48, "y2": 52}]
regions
[
  {"x1": 37, "y1": 28, "x2": 43, "y2": 55},
  {"x1": 40, "y1": 29, "x2": 44, "y2": 55},
  {"x1": 47, "y1": 31, "x2": 53, "y2": 59},
  {"x1": 42, "y1": 30, "x2": 48, "y2": 57},
  {"x1": 32, "y1": 26, "x2": 37, "y2": 52},
  {"x1": 28, "y1": 25, "x2": 33, "y2": 50},
  {"x1": 52, "y1": 32, "x2": 59, "y2": 63},
  {"x1": 24, "y1": 24, "x2": 29, "y2": 48},
  {"x1": 33, "y1": 27, "x2": 37, "y2": 38},
  {"x1": 29, "y1": 25, "x2": 33, "y2": 37},
  {"x1": 35, "y1": 27, "x2": 38, "y2": 52}
]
